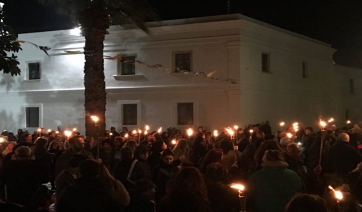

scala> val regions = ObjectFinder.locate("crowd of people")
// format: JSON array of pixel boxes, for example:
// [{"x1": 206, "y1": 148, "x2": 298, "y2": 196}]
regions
[{"x1": 0, "y1": 122, "x2": 361, "y2": 212}]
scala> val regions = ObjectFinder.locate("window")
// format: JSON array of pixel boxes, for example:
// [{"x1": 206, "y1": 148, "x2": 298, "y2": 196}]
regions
[
  {"x1": 350, "y1": 79, "x2": 354, "y2": 94},
  {"x1": 177, "y1": 103, "x2": 193, "y2": 125},
  {"x1": 119, "y1": 56, "x2": 136, "y2": 75},
  {"x1": 302, "y1": 61, "x2": 308, "y2": 78},
  {"x1": 26, "y1": 107, "x2": 40, "y2": 127},
  {"x1": 122, "y1": 104, "x2": 138, "y2": 125},
  {"x1": 261, "y1": 53, "x2": 270, "y2": 73},
  {"x1": 174, "y1": 52, "x2": 192, "y2": 72},
  {"x1": 28, "y1": 62, "x2": 41, "y2": 80}
]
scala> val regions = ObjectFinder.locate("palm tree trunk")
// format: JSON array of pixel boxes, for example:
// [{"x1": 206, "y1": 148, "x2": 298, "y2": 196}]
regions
[{"x1": 80, "y1": 0, "x2": 110, "y2": 138}]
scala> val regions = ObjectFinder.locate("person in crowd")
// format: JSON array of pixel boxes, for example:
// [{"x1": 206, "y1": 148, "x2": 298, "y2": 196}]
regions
[
  {"x1": 350, "y1": 125, "x2": 362, "y2": 149},
  {"x1": 126, "y1": 144, "x2": 151, "y2": 188},
  {"x1": 148, "y1": 141, "x2": 167, "y2": 171},
  {"x1": 254, "y1": 139, "x2": 284, "y2": 170},
  {"x1": 237, "y1": 138, "x2": 250, "y2": 153},
  {"x1": 238, "y1": 144, "x2": 258, "y2": 180},
  {"x1": 114, "y1": 147, "x2": 134, "y2": 190},
  {"x1": 55, "y1": 135, "x2": 93, "y2": 178},
  {"x1": 159, "y1": 167, "x2": 213, "y2": 212},
  {"x1": 200, "y1": 148, "x2": 224, "y2": 174},
  {"x1": 261, "y1": 121, "x2": 272, "y2": 136},
  {"x1": 47, "y1": 141, "x2": 63, "y2": 190},
  {"x1": 284, "y1": 143, "x2": 307, "y2": 191},
  {"x1": 219, "y1": 138, "x2": 241, "y2": 173},
  {"x1": 172, "y1": 138, "x2": 189, "y2": 161},
  {"x1": 98, "y1": 139, "x2": 116, "y2": 171},
  {"x1": 301, "y1": 128, "x2": 315, "y2": 166},
  {"x1": 110, "y1": 126, "x2": 121, "y2": 139},
  {"x1": 140, "y1": 133, "x2": 155, "y2": 150},
  {"x1": 248, "y1": 150, "x2": 302, "y2": 212},
  {"x1": 125, "y1": 179, "x2": 156, "y2": 212},
  {"x1": 2, "y1": 141, "x2": 15, "y2": 157},
  {"x1": 13, "y1": 133, "x2": 33, "y2": 150},
  {"x1": 0, "y1": 146, "x2": 49, "y2": 207},
  {"x1": 123, "y1": 140, "x2": 137, "y2": 152},
  {"x1": 56, "y1": 160, "x2": 123, "y2": 212},
  {"x1": 236, "y1": 128, "x2": 245, "y2": 143},
  {"x1": 285, "y1": 193, "x2": 328, "y2": 212},
  {"x1": 152, "y1": 149, "x2": 180, "y2": 208},
  {"x1": 328, "y1": 133, "x2": 362, "y2": 182},
  {"x1": 33, "y1": 138, "x2": 54, "y2": 179},
  {"x1": 55, "y1": 154, "x2": 89, "y2": 197},
  {"x1": 204, "y1": 163, "x2": 240, "y2": 212},
  {"x1": 29, "y1": 185, "x2": 55, "y2": 212},
  {"x1": 99, "y1": 163, "x2": 130, "y2": 207},
  {"x1": 190, "y1": 132, "x2": 209, "y2": 166}
]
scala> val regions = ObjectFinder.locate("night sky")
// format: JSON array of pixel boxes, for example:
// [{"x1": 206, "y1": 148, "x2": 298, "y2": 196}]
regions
[{"x1": 2, "y1": 0, "x2": 362, "y2": 68}]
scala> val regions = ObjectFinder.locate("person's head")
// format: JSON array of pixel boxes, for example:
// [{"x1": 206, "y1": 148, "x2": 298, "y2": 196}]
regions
[
  {"x1": 198, "y1": 126, "x2": 204, "y2": 133},
  {"x1": 110, "y1": 127, "x2": 116, "y2": 132},
  {"x1": 151, "y1": 141, "x2": 165, "y2": 153},
  {"x1": 174, "y1": 139, "x2": 187, "y2": 151},
  {"x1": 169, "y1": 167, "x2": 208, "y2": 201},
  {"x1": 256, "y1": 139, "x2": 284, "y2": 157},
  {"x1": 285, "y1": 193, "x2": 328, "y2": 212},
  {"x1": 134, "y1": 144, "x2": 149, "y2": 160},
  {"x1": 6, "y1": 141, "x2": 16, "y2": 151},
  {"x1": 331, "y1": 124, "x2": 337, "y2": 131},
  {"x1": 48, "y1": 141, "x2": 60, "y2": 151},
  {"x1": 123, "y1": 140, "x2": 137, "y2": 152},
  {"x1": 262, "y1": 150, "x2": 284, "y2": 162},
  {"x1": 146, "y1": 133, "x2": 154, "y2": 141},
  {"x1": 205, "y1": 163, "x2": 226, "y2": 182},
  {"x1": 161, "y1": 149, "x2": 174, "y2": 164},
  {"x1": 101, "y1": 139, "x2": 113, "y2": 150},
  {"x1": 202, "y1": 148, "x2": 223, "y2": 169},
  {"x1": 79, "y1": 159, "x2": 101, "y2": 179},
  {"x1": 67, "y1": 154, "x2": 89, "y2": 174},
  {"x1": 34, "y1": 137, "x2": 48, "y2": 148},
  {"x1": 305, "y1": 127, "x2": 313, "y2": 135},
  {"x1": 286, "y1": 126, "x2": 294, "y2": 133},
  {"x1": 338, "y1": 133, "x2": 350, "y2": 142},
  {"x1": 69, "y1": 135, "x2": 85, "y2": 152},
  {"x1": 25, "y1": 133, "x2": 32, "y2": 142},
  {"x1": 219, "y1": 138, "x2": 234, "y2": 154},
  {"x1": 121, "y1": 146, "x2": 133, "y2": 161},
  {"x1": 287, "y1": 143, "x2": 301, "y2": 160},
  {"x1": 15, "y1": 146, "x2": 32, "y2": 159}
]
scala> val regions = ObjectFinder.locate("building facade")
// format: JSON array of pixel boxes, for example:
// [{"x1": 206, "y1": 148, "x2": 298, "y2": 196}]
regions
[{"x1": 0, "y1": 14, "x2": 360, "y2": 134}]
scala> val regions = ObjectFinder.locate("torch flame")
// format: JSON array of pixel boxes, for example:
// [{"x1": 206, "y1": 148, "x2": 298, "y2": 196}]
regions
[
  {"x1": 249, "y1": 129, "x2": 253, "y2": 133},
  {"x1": 158, "y1": 127, "x2": 162, "y2": 133},
  {"x1": 328, "y1": 185, "x2": 343, "y2": 201},
  {"x1": 145, "y1": 125, "x2": 150, "y2": 131},
  {"x1": 0, "y1": 137, "x2": 4, "y2": 143},
  {"x1": 328, "y1": 118, "x2": 334, "y2": 123},
  {"x1": 64, "y1": 130, "x2": 72, "y2": 138},
  {"x1": 124, "y1": 133, "x2": 129, "y2": 138},
  {"x1": 226, "y1": 128, "x2": 235, "y2": 136},
  {"x1": 234, "y1": 125, "x2": 238, "y2": 130},
  {"x1": 286, "y1": 133, "x2": 293, "y2": 138},
  {"x1": 91, "y1": 116, "x2": 99, "y2": 122},
  {"x1": 171, "y1": 139, "x2": 177, "y2": 145},
  {"x1": 346, "y1": 120, "x2": 351, "y2": 124},
  {"x1": 73, "y1": 128, "x2": 77, "y2": 132},
  {"x1": 280, "y1": 122, "x2": 285, "y2": 127},
  {"x1": 187, "y1": 128, "x2": 193, "y2": 137},
  {"x1": 320, "y1": 120, "x2": 327, "y2": 128},
  {"x1": 213, "y1": 130, "x2": 219, "y2": 137},
  {"x1": 47, "y1": 129, "x2": 51, "y2": 133},
  {"x1": 230, "y1": 183, "x2": 245, "y2": 191}
]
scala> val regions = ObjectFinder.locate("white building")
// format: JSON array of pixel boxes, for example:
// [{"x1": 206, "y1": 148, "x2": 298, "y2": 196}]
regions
[{"x1": 0, "y1": 14, "x2": 361, "y2": 134}]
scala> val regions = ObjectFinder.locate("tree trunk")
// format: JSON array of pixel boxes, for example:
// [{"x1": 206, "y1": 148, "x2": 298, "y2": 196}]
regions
[{"x1": 80, "y1": 1, "x2": 110, "y2": 138}]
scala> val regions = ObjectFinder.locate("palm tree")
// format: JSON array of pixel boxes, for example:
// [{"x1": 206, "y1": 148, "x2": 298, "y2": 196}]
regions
[
  {"x1": 0, "y1": 2, "x2": 21, "y2": 76},
  {"x1": 38, "y1": 0, "x2": 157, "y2": 137}
]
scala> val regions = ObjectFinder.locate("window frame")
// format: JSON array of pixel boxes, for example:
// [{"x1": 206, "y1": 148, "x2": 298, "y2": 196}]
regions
[
  {"x1": 118, "y1": 55, "x2": 136, "y2": 76},
  {"x1": 25, "y1": 61, "x2": 42, "y2": 81},
  {"x1": 117, "y1": 100, "x2": 141, "y2": 128},
  {"x1": 261, "y1": 52, "x2": 271, "y2": 73},
  {"x1": 172, "y1": 51, "x2": 193, "y2": 72},
  {"x1": 24, "y1": 104, "x2": 43, "y2": 129}
]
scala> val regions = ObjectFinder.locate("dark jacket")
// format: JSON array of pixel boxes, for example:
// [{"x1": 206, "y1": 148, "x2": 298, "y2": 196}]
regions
[
  {"x1": 55, "y1": 169, "x2": 76, "y2": 197},
  {"x1": 99, "y1": 147, "x2": 116, "y2": 171},
  {"x1": 114, "y1": 159, "x2": 134, "y2": 190},
  {"x1": 206, "y1": 181, "x2": 240, "y2": 212},
  {"x1": 152, "y1": 161, "x2": 179, "y2": 195},
  {"x1": 55, "y1": 149, "x2": 93, "y2": 178},
  {"x1": 34, "y1": 148, "x2": 54, "y2": 175},
  {"x1": 125, "y1": 190, "x2": 155, "y2": 212},
  {"x1": 328, "y1": 141, "x2": 362, "y2": 180},
  {"x1": 0, "y1": 159, "x2": 49, "y2": 206},
  {"x1": 56, "y1": 177, "x2": 122, "y2": 212},
  {"x1": 126, "y1": 159, "x2": 151, "y2": 187}
]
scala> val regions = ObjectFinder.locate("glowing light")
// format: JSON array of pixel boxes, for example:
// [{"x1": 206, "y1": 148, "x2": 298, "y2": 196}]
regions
[
  {"x1": 91, "y1": 116, "x2": 99, "y2": 123},
  {"x1": 320, "y1": 120, "x2": 327, "y2": 128},
  {"x1": 55, "y1": 131, "x2": 59, "y2": 134},
  {"x1": 64, "y1": 130, "x2": 72, "y2": 138},
  {"x1": 70, "y1": 27, "x2": 81, "y2": 36},
  {"x1": 346, "y1": 120, "x2": 351, "y2": 124},
  {"x1": 158, "y1": 127, "x2": 162, "y2": 133},
  {"x1": 249, "y1": 129, "x2": 253, "y2": 134},
  {"x1": 328, "y1": 186, "x2": 343, "y2": 201},
  {"x1": 132, "y1": 130, "x2": 137, "y2": 135},
  {"x1": 287, "y1": 133, "x2": 293, "y2": 138},
  {"x1": 109, "y1": 132, "x2": 113, "y2": 136},
  {"x1": 328, "y1": 118, "x2": 334, "y2": 123},
  {"x1": 47, "y1": 129, "x2": 51, "y2": 133},
  {"x1": 37, "y1": 128, "x2": 41, "y2": 132},
  {"x1": 145, "y1": 125, "x2": 150, "y2": 131},
  {"x1": 297, "y1": 142, "x2": 302, "y2": 146},
  {"x1": 280, "y1": 122, "x2": 285, "y2": 127},
  {"x1": 73, "y1": 128, "x2": 77, "y2": 132},
  {"x1": 234, "y1": 125, "x2": 238, "y2": 130},
  {"x1": 0, "y1": 137, "x2": 4, "y2": 143},
  {"x1": 144, "y1": 130, "x2": 148, "y2": 135},
  {"x1": 230, "y1": 183, "x2": 245, "y2": 191},
  {"x1": 138, "y1": 129, "x2": 142, "y2": 134},
  {"x1": 293, "y1": 122, "x2": 299, "y2": 126},
  {"x1": 171, "y1": 139, "x2": 177, "y2": 145},
  {"x1": 213, "y1": 130, "x2": 219, "y2": 137},
  {"x1": 187, "y1": 128, "x2": 193, "y2": 137},
  {"x1": 124, "y1": 133, "x2": 129, "y2": 138},
  {"x1": 226, "y1": 128, "x2": 235, "y2": 136}
]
